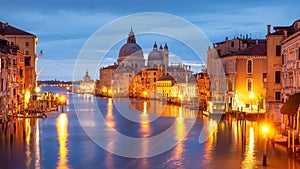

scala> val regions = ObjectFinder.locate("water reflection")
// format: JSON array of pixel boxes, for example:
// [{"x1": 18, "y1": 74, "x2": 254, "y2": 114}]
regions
[
  {"x1": 24, "y1": 118, "x2": 41, "y2": 169},
  {"x1": 3, "y1": 94, "x2": 300, "y2": 169},
  {"x1": 56, "y1": 113, "x2": 69, "y2": 169},
  {"x1": 170, "y1": 114, "x2": 186, "y2": 168},
  {"x1": 241, "y1": 126, "x2": 257, "y2": 169}
]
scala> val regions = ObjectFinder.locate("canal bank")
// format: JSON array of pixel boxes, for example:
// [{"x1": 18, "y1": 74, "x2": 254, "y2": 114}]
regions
[{"x1": 1, "y1": 93, "x2": 300, "y2": 169}]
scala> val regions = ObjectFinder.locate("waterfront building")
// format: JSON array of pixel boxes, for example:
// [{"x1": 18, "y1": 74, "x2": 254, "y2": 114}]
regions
[
  {"x1": 263, "y1": 19, "x2": 300, "y2": 123},
  {"x1": 207, "y1": 36, "x2": 267, "y2": 113},
  {"x1": 99, "y1": 64, "x2": 117, "y2": 96},
  {"x1": 195, "y1": 71, "x2": 210, "y2": 108},
  {"x1": 265, "y1": 24, "x2": 289, "y2": 122},
  {"x1": 156, "y1": 75, "x2": 176, "y2": 99},
  {"x1": 79, "y1": 70, "x2": 95, "y2": 94},
  {"x1": 117, "y1": 28, "x2": 145, "y2": 70},
  {"x1": 0, "y1": 39, "x2": 23, "y2": 119},
  {"x1": 280, "y1": 20, "x2": 300, "y2": 127},
  {"x1": 98, "y1": 28, "x2": 195, "y2": 101},
  {"x1": 0, "y1": 22, "x2": 38, "y2": 96},
  {"x1": 281, "y1": 20, "x2": 300, "y2": 101},
  {"x1": 147, "y1": 42, "x2": 169, "y2": 69}
]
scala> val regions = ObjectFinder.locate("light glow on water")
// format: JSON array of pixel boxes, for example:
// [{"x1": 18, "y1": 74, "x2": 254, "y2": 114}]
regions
[{"x1": 57, "y1": 113, "x2": 69, "y2": 169}]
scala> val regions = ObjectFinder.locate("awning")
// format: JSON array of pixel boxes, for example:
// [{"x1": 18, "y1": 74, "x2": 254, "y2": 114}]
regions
[{"x1": 280, "y1": 93, "x2": 300, "y2": 114}]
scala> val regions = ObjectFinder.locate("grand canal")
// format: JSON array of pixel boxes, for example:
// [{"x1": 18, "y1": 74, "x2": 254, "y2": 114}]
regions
[{"x1": 1, "y1": 87, "x2": 300, "y2": 169}]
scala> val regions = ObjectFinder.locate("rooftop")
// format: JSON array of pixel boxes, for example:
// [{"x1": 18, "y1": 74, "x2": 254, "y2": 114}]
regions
[{"x1": 0, "y1": 22, "x2": 36, "y2": 37}]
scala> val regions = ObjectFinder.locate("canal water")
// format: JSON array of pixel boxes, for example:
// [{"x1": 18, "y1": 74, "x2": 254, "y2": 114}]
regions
[{"x1": 1, "y1": 87, "x2": 300, "y2": 169}]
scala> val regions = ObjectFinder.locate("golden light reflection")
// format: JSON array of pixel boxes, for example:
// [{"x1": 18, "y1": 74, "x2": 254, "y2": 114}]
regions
[
  {"x1": 105, "y1": 98, "x2": 116, "y2": 168},
  {"x1": 25, "y1": 118, "x2": 32, "y2": 168},
  {"x1": 25, "y1": 119, "x2": 31, "y2": 144},
  {"x1": 203, "y1": 118, "x2": 218, "y2": 166},
  {"x1": 241, "y1": 126, "x2": 256, "y2": 168},
  {"x1": 56, "y1": 113, "x2": 69, "y2": 169},
  {"x1": 106, "y1": 98, "x2": 115, "y2": 128},
  {"x1": 143, "y1": 101, "x2": 147, "y2": 114},
  {"x1": 177, "y1": 107, "x2": 182, "y2": 121},
  {"x1": 169, "y1": 114, "x2": 186, "y2": 167},
  {"x1": 35, "y1": 119, "x2": 41, "y2": 169},
  {"x1": 140, "y1": 108, "x2": 150, "y2": 158}
]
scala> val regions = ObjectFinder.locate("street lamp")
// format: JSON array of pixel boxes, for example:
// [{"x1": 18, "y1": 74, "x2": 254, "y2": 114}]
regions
[
  {"x1": 249, "y1": 91, "x2": 254, "y2": 113},
  {"x1": 143, "y1": 90, "x2": 148, "y2": 99},
  {"x1": 262, "y1": 125, "x2": 269, "y2": 166},
  {"x1": 108, "y1": 89, "x2": 112, "y2": 97},
  {"x1": 59, "y1": 95, "x2": 66, "y2": 113}
]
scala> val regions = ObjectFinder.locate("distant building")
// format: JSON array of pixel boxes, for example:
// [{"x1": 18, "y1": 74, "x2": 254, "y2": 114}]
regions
[
  {"x1": 207, "y1": 36, "x2": 267, "y2": 113},
  {"x1": 156, "y1": 75, "x2": 176, "y2": 99},
  {"x1": 99, "y1": 28, "x2": 193, "y2": 99},
  {"x1": 195, "y1": 71, "x2": 210, "y2": 109},
  {"x1": 147, "y1": 42, "x2": 169, "y2": 69},
  {"x1": 79, "y1": 70, "x2": 95, "y2": 94},
  {"x1": 98, "y1": 64, "x2": 118, "y2": 96}
]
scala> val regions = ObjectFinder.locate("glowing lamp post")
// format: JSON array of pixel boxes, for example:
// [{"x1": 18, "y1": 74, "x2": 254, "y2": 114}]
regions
[
  {"x1": 143, "y1": 90, "x2": 148, "y2": 99},
  {"x1": 59, "y1": 95, "x2": 66, "y2": 113},
  {"x1": 262, "y1": 125, "x2": 268, "y2": 166},
  {"x1": 108, "y1": 89, "x2": 112, "y2": 97}
]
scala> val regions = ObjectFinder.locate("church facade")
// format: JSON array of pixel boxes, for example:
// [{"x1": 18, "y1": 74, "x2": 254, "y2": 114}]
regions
[{"x1": 98, "y1": 28, "x2": 197, "y2": 104}]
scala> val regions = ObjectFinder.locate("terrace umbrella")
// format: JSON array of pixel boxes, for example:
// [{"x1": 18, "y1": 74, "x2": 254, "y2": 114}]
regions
[{"x1": 280, "y1": 93, "x2": 300, "y2": 129}]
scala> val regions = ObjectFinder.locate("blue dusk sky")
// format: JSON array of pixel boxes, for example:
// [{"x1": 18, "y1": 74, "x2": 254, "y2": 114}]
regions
[{"x1": 1, "y1": 0, "x2": 300, "y2": 81}]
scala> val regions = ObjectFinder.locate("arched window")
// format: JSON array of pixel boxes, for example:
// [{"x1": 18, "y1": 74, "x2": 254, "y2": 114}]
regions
[
  {"x1": 247, "y1": 60, "x2": 252, "y2": 74},
  {"x1": 247, "y1": 79, "x2": 252, "y2": 92}
]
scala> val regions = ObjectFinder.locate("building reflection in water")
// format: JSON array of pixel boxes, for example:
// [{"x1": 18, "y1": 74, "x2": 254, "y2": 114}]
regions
[
  {"x1": 106, "y1": 98, "x2": 115, "y2": 128},
  {"x1": 140, "y1": 101, "x2": 150, "y2": 167},
  {"x1": 25, "y1": 119, "x2": 32, "y2": 168},
  {"x1": 169, "y1": 107, "x2": 186, "y2": 168},
  {"x1": 105, "y1": 98, "x2": 116, "y2": 169},
  {"x1": 202, "y1": 117, "x2": 218, "y2": 167},
  {"x1": 56, "y1": 113, "x2": 69, "y2": 169},
  {"x1": 24, "y1": 118, "x2": 41, "y2": 169},
  {"x1": 241, "y1": 125, "x2": 258, "y2": 168}
]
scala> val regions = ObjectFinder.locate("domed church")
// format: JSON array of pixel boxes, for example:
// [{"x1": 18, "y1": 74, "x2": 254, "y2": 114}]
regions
[
  {"x1": 117, "y1": 27, "x2": 145, "y2": 70},
  {"x1": 147, "y1": 41, "x2": 169, "y2": 69}
]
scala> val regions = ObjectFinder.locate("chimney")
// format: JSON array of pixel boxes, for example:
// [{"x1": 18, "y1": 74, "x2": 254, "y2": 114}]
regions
[
  {"x1": 283, "y1": 29, "x2": 287, "y2": 38},
  {"x1": 267, "y1": 25, "x2": 271, "y2": 35}
]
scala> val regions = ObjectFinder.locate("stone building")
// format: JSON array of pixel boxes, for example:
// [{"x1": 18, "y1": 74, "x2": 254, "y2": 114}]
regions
[
  {"x1": 79, "y1": 71, "x2": 95, "y2": 94},
  {"x1": 0, "y1": 39, "x2": 24, "y2": 120},
  {"x1": 0, "y1": 22, "x2": 38, "y2": 95},
  {"x1": 207, "y1": 36, "x2": 267, "y2": 113},
  {"x1": 117, "y1": 28, "x2": 145, "y2": 70},
  {"x1": 99, "y1": 28, "x2": 195, "y2": 101}
]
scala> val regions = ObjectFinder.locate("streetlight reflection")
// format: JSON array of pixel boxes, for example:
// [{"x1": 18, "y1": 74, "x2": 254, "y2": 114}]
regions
[{"x1": 56, "y1": 113, "x2": 69, "y2": 169}]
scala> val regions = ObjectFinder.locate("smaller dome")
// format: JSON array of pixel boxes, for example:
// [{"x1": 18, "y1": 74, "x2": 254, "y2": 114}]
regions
[{"x1": 148, "y1": 49, "x2": 163, "y2": 61}]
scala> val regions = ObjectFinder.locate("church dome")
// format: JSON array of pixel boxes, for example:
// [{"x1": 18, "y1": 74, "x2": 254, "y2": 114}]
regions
[
  {"x1": 148, "y1": 42, "x2": 163, "y2": 61},
  {"x1": 119, "y1": 43, "x2": 143, "y2": 57},
  {"x1": 118, "y1": 28, "x2": 143, "y2": 59},
  {"x1": 148, "y1": 49, "x2": 163, "y2": 61}
]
